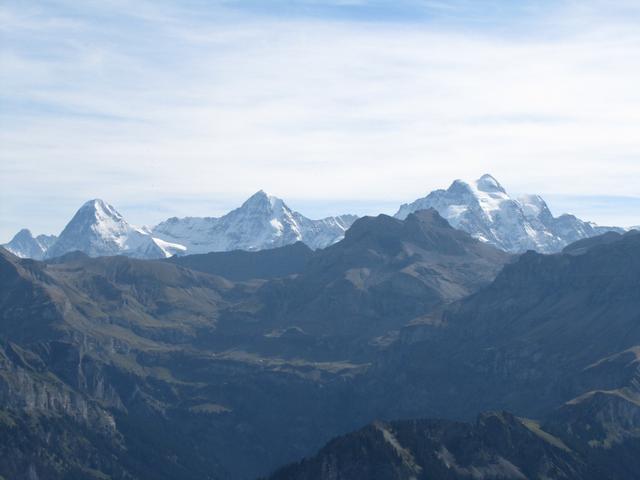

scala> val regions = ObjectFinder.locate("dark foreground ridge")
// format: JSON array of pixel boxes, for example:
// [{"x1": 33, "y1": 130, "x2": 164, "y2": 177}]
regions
[
  {"x1": 0, "y1": 213, "x2": 639, "y2": 479},
  {"x1": 270, "y1": 342, "x2": 640, "y2": 480},
  {"x1": 267, "y1": 408, "x2": 636, "y2": 480}
]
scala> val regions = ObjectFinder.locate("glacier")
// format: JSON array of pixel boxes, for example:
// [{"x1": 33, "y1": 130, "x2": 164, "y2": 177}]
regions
[{"x1": 395, "y1": 174, "x2": 623, "y2": 253}]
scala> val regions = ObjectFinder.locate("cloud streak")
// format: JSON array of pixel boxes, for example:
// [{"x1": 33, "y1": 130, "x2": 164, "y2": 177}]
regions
[{"x1": 1, "y1": 0, "x2": 640, "y2": 240}]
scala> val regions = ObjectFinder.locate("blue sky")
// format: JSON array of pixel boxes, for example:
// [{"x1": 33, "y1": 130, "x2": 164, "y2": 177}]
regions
[{"x1": 1, "y1": 0, "x2": 640, "y2": 241}]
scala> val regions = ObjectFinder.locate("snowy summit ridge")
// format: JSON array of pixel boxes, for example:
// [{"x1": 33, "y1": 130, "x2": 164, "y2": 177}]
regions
[
  {"x1": 3, "y1": 193, "x2": 357, "y2": 260},
  {"x1": 3, "y1": 178, "x2": 626, "y2": 259},
  {"x1": 152, "y1": 190, "x2": 357, "y2": 254},
  {"x1": 395, "y1": 174, "x2": 622, "y2": 253}
]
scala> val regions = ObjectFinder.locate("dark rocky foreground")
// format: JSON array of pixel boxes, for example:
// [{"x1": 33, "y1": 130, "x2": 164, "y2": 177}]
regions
[
  {"x1": 268, "y1": 395, "x2": 640, "y2": 480},
  {"x1": 0, "y1": 211, "x2": 639, "y2": 479}
]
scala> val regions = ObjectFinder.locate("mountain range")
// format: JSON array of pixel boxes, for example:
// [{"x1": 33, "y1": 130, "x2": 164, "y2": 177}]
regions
[
  {"x1": 2, "y1": 193, "x2": 357, "y2": 260},
  {"x1": 1, "y1": 206, "x2": 639, "y2": 479},
  {"x1": 2, "y1": 175, "x2": 629, "y2": 260},
  {"x1": 152, "y1": 190, "x2": 357, "y2": 253},
  {"x1": 269, "y1": 228, "x2": 640, "y2": 479},
  {"x1": 0, "y1": 228, "x2": 57, "y2": 260},
  {"x1": 395, "y1": 173, "x2": 624, "y2": 253},
  {"x1": 44, "y1": 199, "x2": 188, "y2": 260}
]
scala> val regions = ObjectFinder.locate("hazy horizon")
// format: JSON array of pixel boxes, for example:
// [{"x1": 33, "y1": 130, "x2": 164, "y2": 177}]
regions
[{"x1": 2, "y1": 175, "x2": 640, "y2": 244}]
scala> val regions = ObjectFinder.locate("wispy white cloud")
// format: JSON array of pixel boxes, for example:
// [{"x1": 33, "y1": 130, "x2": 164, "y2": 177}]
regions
[{"x1": 1, "y1": 0, "x2": 640, "y2": 240}]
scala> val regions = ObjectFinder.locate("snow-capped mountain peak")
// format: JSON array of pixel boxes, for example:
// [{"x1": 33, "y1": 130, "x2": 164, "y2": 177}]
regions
[
  {"x1": 152, "y1": 191, "x2": 357, "y2": 253},
  {"x1": 395, "y1": 174, "x2": 623, "y2": 253},
  {"x1": 517, "y1": 194, "x2": 554, "y2": 222},
  {"x1": 45, "y1": 199, "x2": 132, "y2": 258},
  {"x1": 74, "y1": 199, "x2": 123, "y2": 227},
  {"x1": 85, "y1": 198, "x2": 123, "y2": 219},
  {"x1": 44, "y1": 199, "x2": 184, "y2": 260},
  {"x1": 468, "y1": 174, "x2": 512, "y2": 217},
  {"x1": 9, "y1": 178, "x2": 622, "y2": 259},
  {"x1": 80, "y1": 199, "x2": 132, "y2": 247},
  {"x1": 476, "y1": 173, "x2": 506, "y2": 193},
  {"x1": 1, "y1": 228, "x2": 55, "y2": 260},
  {"x1": 241, "y1": 190, "x2": 283, "y2": 211},
  {"x1": 11, "y1": 228, "x2": 36, "y2": 242}
]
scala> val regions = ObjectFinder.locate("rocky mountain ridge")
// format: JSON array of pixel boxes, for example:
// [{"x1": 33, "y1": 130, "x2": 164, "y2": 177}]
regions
[
  {"x1": 267, "y1": 229, "x2": 640, "y2": 479},
  {"x1": 4, "y1": 175, "x2": 631, "y2": 259}
]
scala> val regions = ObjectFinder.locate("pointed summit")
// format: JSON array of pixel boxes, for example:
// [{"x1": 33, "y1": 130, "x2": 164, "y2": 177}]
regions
[
  {"x1": 2, "y1": 228, "x2": 50, "y2": 260},
  {"x1": 241, "y1": 190, "x2": 285, "y2": 212},
  {"x1": 475, "y1": 174, "x2": 505, "y2": 193},
  {"x1": 448, "y1": 178, "x2": 474, "y2": 195},
  {"x1": 153, "y1": 192, "x2": 357, "y2": 253},
  {"x1": 45, "y1": 199, "x2": 128, "y2": 258},
  {"x1": 82, "y1": 198, "x2": 108, "y2": 208},
  {"x1": 518, "y1": 194, "x2": 553, "y2": 222},
  {"x1": 43, "y1": 199, "x2": 183, "y2": 260},
  {"x1": 63, "y1": 199, "x2": 127, "y2": 238},
  {"x1": 245, "y1": 189, "x2": 269, "y2": 202},
  {"x1": 11, "y1": 228, "x2": 35, "y2": 242},
  {"x1": 77, "y1": 198, "x2": 124, "y2": 222},
  {"x1": 45, "y1": 199, "x2": 161, "y2": 259}
]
